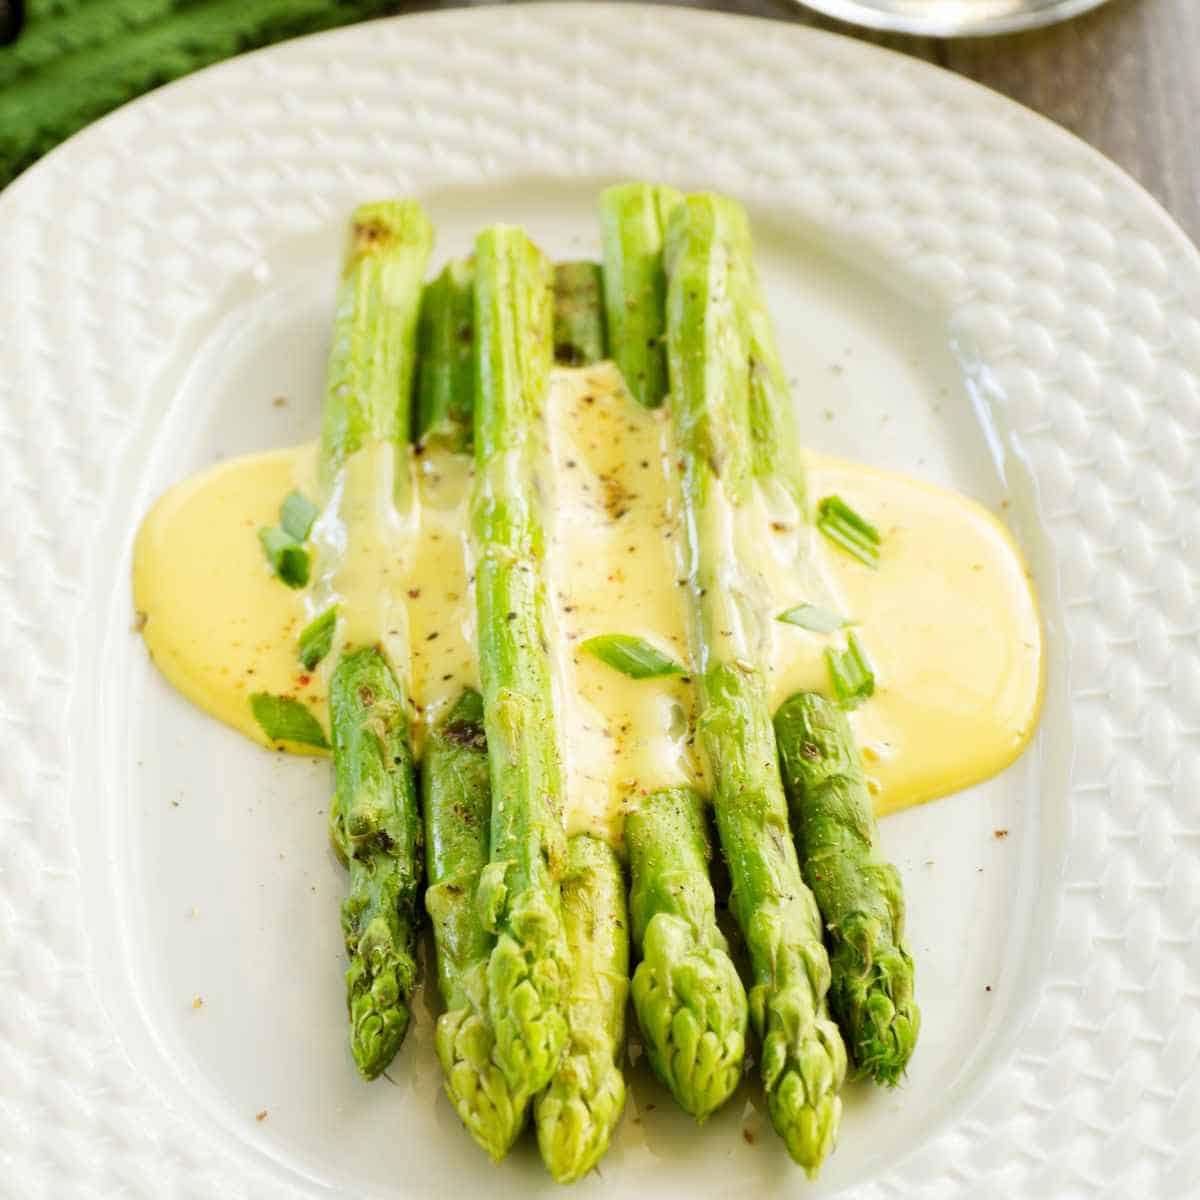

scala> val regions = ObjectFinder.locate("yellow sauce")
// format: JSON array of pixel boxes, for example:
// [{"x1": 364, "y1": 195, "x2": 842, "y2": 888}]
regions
[
  {"x1": 797, "y1": 460, "x2": 1042, "y2": 818},
  {"x1": 133, "y1": 365, "x2": 1042, "y2": 830},
  {"x1": 544, "y1": 366, "x2": 695, "y2": 842},
  {"x1": 133, "y1": 445, "x2": 327, "y2": 750}
]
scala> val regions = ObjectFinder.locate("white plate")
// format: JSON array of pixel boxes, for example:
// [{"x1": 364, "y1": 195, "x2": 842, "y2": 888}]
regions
[
  {"x1": 1, "y1": 5, "x2": 1196, "y2": 1196},
  {"x1": 793, "y1": 0, "x2": 1114, "y2": 37}
]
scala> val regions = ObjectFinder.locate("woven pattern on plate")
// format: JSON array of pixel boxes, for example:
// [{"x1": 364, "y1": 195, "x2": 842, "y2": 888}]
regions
[{"x1": 0, "y1": 6, "x2": 1196, "y2": 1196}]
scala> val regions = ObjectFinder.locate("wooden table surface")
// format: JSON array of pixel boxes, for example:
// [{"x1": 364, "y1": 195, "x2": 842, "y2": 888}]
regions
[{"x1": 665, "y1": 0, "x2": 1200, "y2": 243}]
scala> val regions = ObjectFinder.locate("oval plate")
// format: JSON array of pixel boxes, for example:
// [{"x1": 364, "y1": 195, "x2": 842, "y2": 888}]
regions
[
  {"x1": 0, "y1": 4, "x2": 1196, "y2": 1197},
  {"x1": 795, "y1": 0, "x2": 1114, "y2": 36}
]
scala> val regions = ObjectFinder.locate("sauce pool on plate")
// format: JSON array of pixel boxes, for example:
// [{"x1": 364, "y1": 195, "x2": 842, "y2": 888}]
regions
[{"x1": 133, "y1": 363, "x2": 1043, "y2": 834}]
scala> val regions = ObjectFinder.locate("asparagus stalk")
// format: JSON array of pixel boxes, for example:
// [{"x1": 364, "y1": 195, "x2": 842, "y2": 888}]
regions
[
  {"x1": 471, "y1": 225, "x2": 570, "y2": 1098},
  {"x1": 321, "y1": 200, "x2": 432, "y2": 496},
  {"x1": 416, "y1": 258, "x2": 475, "y2": 450},
  {"x1": 599, "y1": 183, "x2": 683, "y2": 407},
  {"x1": 421, "y1": 248, "x2": 610, "y2": 1161},
  {"x1": 664, "y1": 193, "x2": 846, "y2": 1174},
  {"x1": 552, "y1": 261, "x2": 607, "y2": 367},
  {"x1": 774, "y1": 693, "x2": 919, "y2": 1085},
  {"x1": 417, "y1": 262, "x2": 531, "y2": 1157},
  {"x1": 535, "y1": 835, "x2": 629, "y2": 1183},
  {"x1": 626, "y1": 788, "x2": 747, "y2": 1121},
  {"x1": 321, "y1": 200, "x2": 432, "y2": 1079},
  {"x1": 734, "y1": 228, "x2": 806, "y2": 512},
  {"x1": 599, "y1": 185, "x2": 751, "y2": 1122},
  {"x1": 730, "y1": 181, "x2": 917, "y2": 1081},
  {"x1": 424, "y1": 691, "x2": 529, "y2": 1159},
  {"x1": 330, "y1": 647, "x2": 423, "y2": 1079}
]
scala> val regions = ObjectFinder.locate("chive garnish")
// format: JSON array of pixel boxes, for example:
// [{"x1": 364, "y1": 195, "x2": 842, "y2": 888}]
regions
[
  {"x1": 817, "y1": 495, "x2": 880, "y2": 568},
  {"x1": 777, "y1": 603, "x2": 845, "y2": 634},
  {"x1": 298, "y1": 606, "x2": 338, "y2": 670},
  {"x1": 825, "y1": 632, "x2": 875, "y2": 708},
  {"x1": 249, "y1": 693, "x2": 328, "y2": 748},
  {"x1": 280, "y1": 491, "x2": 320, "y2": 541},
  {"x1": 582, "y1": 634, "x2": 686, "y2": 680},
  {"x1": 258, "y1": 527, "x2": 310, "y2": 588}
]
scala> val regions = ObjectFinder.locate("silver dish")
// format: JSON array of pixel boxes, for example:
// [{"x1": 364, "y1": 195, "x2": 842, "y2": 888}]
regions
[{"x1": 793, "y1": 0, "x2": 1113, "y2": 36}]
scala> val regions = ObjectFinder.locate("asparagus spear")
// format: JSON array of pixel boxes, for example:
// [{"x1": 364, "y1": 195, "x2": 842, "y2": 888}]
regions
[
  {"x1": 664, "y1": 193, "x2": 846, "y2": 1174},
  {"x1": 535, "y1": 835, "x2": 629, "y2": 1182},
  {"x1": 552, "y1": 261, "x2": 607, "y2": 367},
  {"x1": 730, "y1": 180, "x2": 916, "y2": 1082},
  {"x1": 599, "y1": 185, "x2": 752, "y2": 1122},
  {"x1": 417, "y1": 260, "x2": 531, "y2": 1156},
  {"x1": 321, "y1": 200, "x2": 432, "y2": 496},
  {"x1": 471, "y1": 225, "x2": 570, "y2": 1097},
  {"x1": 330, "y1": 647, "x2": 422, "y2": 1079},
  {"x1": 626, "y1": 788, "x2": 747, "y2": 1121},
  {"x1": 321, "y1": 200, "x2": 432, "y2": 1078},
  {"x1": 424, "y1": 691, "x2": 529, "y2": 1159},
  {"x1": 421, "y1": 248, "x2": 607, "y2": 1161},
  {"x1": 416, "y1": 258, "x2": 475, "y2": 450},
  {"x1": 734, "y1": 226, "x2": 806, "y2": 512},
  {"x1": 599, "y1": 183, "x2": 683, "y2": 407},
  {"x1": 774, "y1": 693, "x2": 919, "y2": 1085}
]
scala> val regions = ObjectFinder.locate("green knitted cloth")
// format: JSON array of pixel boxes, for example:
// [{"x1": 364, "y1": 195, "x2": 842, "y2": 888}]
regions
[{"x1": 0, "y1": 0, "x2": 404, "y2": 188}]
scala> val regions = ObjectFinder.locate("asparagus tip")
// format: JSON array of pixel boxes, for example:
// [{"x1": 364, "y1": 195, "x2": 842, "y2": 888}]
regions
[
  {"x1": 486, "y1": 908, "x2": 570, "y2": 1096},
  {"x1": 631, "y1": 911, "x2": 747, "y2": 1122},
  {"x1": 535, "y1": 1051, "x2": 626, "y2": 1183},
  {"x1": 347, "y1": 959, "x2": 413, "y2": 1080},
  {"x1": 436, "y1": 1003, "x2": 529, "y2": 1160}
]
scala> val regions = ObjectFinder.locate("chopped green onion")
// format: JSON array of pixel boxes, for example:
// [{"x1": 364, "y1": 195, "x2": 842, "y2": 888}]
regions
[
  {"x1": 258, "y1": 527, "x2": 310, "y2": 588},
  {"x1": 582, "y1": 634, "x2": 686, "y2": 680},
  {"x1": 817, "y1": 495, "x2": 881, "y2": 568},
  {"x1": 249, "y1": 693, "x2": 329, "y2": 748},
  {"x1": 777, "y1": 603, "x2": 845, "y2": 634},
  {"x1": 825, "y1": 632, "x2": 875, "y2": 709},
  {"x1": 298, "y1": 606, "x2": 338, "y2": 670},
  {"x1": 280, "y1": 490, "x2": 320, "y2": 541}
]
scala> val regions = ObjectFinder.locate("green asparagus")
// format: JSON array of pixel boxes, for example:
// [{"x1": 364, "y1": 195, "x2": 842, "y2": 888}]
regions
[
  {"x1": 600, "y1": 183, "x2": 751, "y2": 1123},
  {"x1": 321, "y1": 200, "x2": 432, "y2": 495},
  {"x1": 552, "y1": 261, "x2": 607, "y2": 367},
  {"x1": 774, "y1": 692, "x2": 919, "y2": 1085},
  {"x1": 471, "y1": 225, "x2": 570, "y2": 1098},
  {"x1": 416, "y1": 258, "x2": 475, "y2": 450},
  {"x1": 728, "y1": 215, "x2": 806, "y2": 513},
  {"x1": 330, "y1": 647, "x2": 422, "y2": 1080},
  {"x1": 626, "y1": 788, "x2": 747, "y2": 1121},
  {"x1": 424, "y1": 691, "x2": 529, "y2": 1159},
  {"x1": 600, "y1": 183, "x2": 683, "y2": 407},
  {"x1": 535, "y1": 836, "x2": 629, "y2": 1183},
  {"x1": 665, "y1": 193, "x2": 846, "y2": 1174},
  {"x1": 320, "y1": 200, "x2": 431, "y2": 1079}
]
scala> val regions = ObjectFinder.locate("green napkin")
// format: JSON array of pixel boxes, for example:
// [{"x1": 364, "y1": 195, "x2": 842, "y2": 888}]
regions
[{"x1": 0, "y1": 0, "x2": 404, "y2": 189}]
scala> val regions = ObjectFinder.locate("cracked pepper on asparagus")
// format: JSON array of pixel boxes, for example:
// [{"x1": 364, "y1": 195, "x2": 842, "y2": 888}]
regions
[
  {"x1": 775, "y1": 692, "x2": 919, "y2": 1085},
  {"x1": 424, "y1": 690, "x2": 529, "y2": 1159}
]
